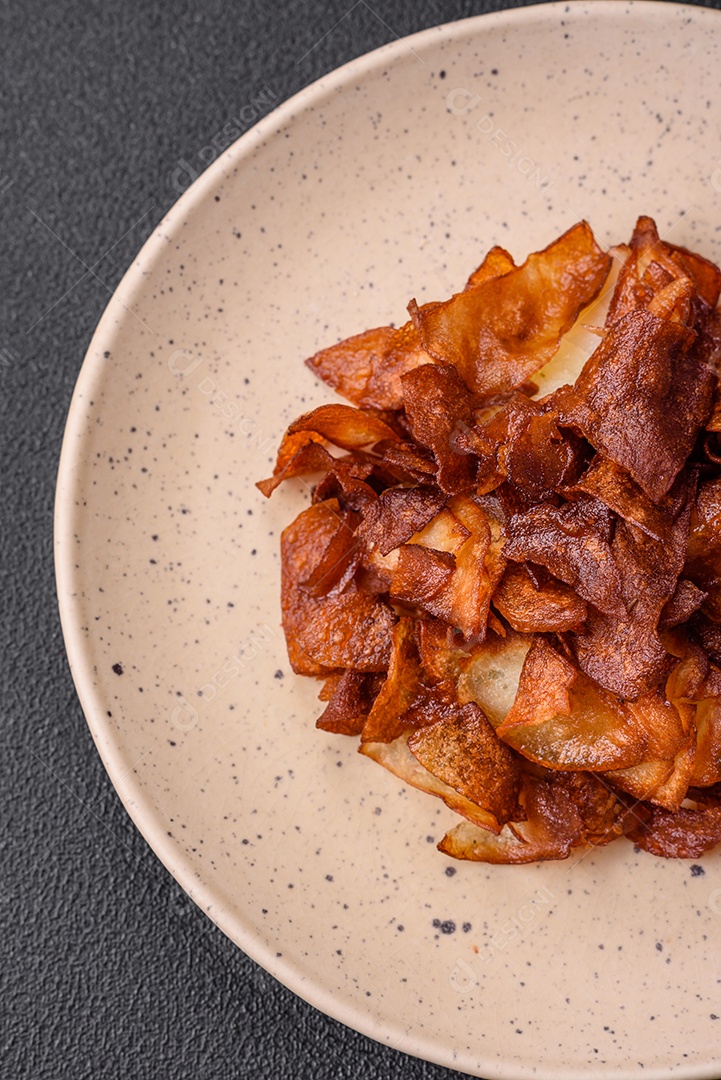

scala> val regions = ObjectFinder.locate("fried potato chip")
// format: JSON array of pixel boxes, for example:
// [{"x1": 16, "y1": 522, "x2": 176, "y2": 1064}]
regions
[
  {"x1": 360, "y1": 732, "x2": 507, "y2": 833},
  {"x1": 300, "y1": 507, "x2": 361, "y2": 597},
  {"x1": 406, "y1": 506, "x2": 470, "y2": 555},
  {"x1": 415, "y1": 619, "x2": 467, "y2": 684},
  {"x1": 685, "y1": 477, "x2": 721, "y2": 621},
  {"x1": 457, "y1": 629, "x2": 534, "y2": 727},
  {"x1": 625, "y1": 788, "x2": 721, "y2": 858},
  {"x1": 691, "y1": 668, "x2": 721, "y2": 787},
  {"x1": 305, "y1": 326, "x2": 396, "y2": 406},
  {"x1": 355, "y1": 485, "x2": 447, "y2": 556},
  {"x1": 573, "y1": 476, "x2": 694, "y2": 699},
  {"x1": 604, "y1": 691, "x2": 694, "y2": 811},
  {"x1": 496, "y1": 637, "x2": 651, "y2": 771},
  {"x1": 390, "y1": 544, "x2": 457, "y2": 619},
  {"x1": 282, "y1": 500, "x2": 396, "y2": 674},
  {"x1": 566, "y1": 456, "x2": 670, "y2": 542},
  {"x1": 415, "y1": 222, "x2": 611, "y2": 396},
  {"x1": 361, "y1": 618, "x2": 425, "y2": 743},
  {"x1": 503, "y1": 495, "x2": 624, "y2": 618},
  {"x1": 408, "y1": 702, "x2": 520, "y2": 826},
  {"x1": 281, "y1": 499, "x2": 346, "y2": 675},
  {"x1": 316, "y1": 670, "x2": 383, "y2": 736},
  {"x1": 438, "y1": 772, "x2": 623, "y2": 863},
  {"x1": 390, "y1": 498, "x2": 503, "y2": 641},
  {"x1": 492, "y1": 562, "x2": 587, "y2": 633},
  {"x1": 287, "y1": 403, "x2": 400, "y2": 449},
  {"x1": 659, "y1": 579, "x2": 708, "y2": 630},
  {"x1": 464, "y1": 245, "x2": 517, "y2": 290},
  {"x1": 401, "y1": 363, "x2": 478, "y2": 494},
  {"x1": 556, "y1": 309, "x2": 713, "y2": 503}
]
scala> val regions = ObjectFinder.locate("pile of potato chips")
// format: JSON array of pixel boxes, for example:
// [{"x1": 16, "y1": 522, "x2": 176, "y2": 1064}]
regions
[{"x1": 258, "y1": 218, "x2": 721, "y2": 863}]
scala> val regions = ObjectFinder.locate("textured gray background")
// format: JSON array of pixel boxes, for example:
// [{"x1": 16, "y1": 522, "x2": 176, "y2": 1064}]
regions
[{"x1": 2, "y1": 1, "x2": 720, "y2": 1078}]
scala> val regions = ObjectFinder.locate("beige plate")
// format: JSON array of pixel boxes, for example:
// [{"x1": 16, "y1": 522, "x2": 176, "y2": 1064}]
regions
[{"x1": 56, "y1": 3, "x2": 721, "y2": 1077}]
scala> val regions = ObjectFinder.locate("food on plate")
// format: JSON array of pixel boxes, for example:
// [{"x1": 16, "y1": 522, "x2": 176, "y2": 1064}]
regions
[{"x1": 258, "y1": 217, "x2": 721, "y2": 863}]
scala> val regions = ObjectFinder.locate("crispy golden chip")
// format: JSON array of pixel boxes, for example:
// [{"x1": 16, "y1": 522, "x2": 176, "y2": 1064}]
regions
[
  {"x1": 363, "y1": 319, "x2": 433, "y2": 411},
  {"x1": 408, "y1": 703, "x2": 520, "y2": 827},
  {"x1": 496, "y1": 637, "x2": 650, "y2": 771},
  {"x1": 305, "y1": 326, "x2": 396, "y2": 406},
  {"x1": 492, "y1": 562, "x2": 587, "y2": 633},
  {"x1": 287, "y1": 403, "x2": 400, "y2": 449},
  {"x1": 604, "y1": 689, "x2": 693, "y2": 810},
  {"x1": 415, "y1": 221, "x2": 611, "y2": 396},
  {"x1": 556, "y1": 309, "x2": 713, "y2": 503},
  {"x1": 464, "y1": 245, "x2": 517, "y2": 290},
  {"x1": 360, "y1": 732, "x2": 507, "y2": 833}
]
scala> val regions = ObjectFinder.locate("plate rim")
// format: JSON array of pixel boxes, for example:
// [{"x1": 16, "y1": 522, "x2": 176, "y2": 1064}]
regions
[{"x1": 54, "y1": 3, "x2": 721, "y2": 1078}]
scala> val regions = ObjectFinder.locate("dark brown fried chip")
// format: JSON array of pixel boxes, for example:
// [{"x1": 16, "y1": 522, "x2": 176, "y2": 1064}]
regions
[
  {"x1": 659, "y1": 579, "x2": 707, "y2": 630},
  {"x1": 556, "y1": 309, "x2": 714, "y2": 503},
  {"x1": 415, "y1": 221, "x2": 611, "y2": 396},
  {"x1": 316, "y1": 671, "x2": 383, "y2": 736},
  {"x1": 408, "y1": 702, "x2": 520, "y2": 827},
  {"x1": 356, "y1": 485, "x2": 447, "y2": 556},
  {"x1": 401, "y1": 363, "x2": 478, "y2": 494},
  {"x1": 503, "y1": 495, "x2": 624, "y2": 618},
  {"x1": 361, "y1": 618, "x2": 425, "y2": 743},
  {"x1": 625, "y1": 788, "x2": 721, "y2": 859},
  {"x1": 685, "y1": 477, "x2": 721, "y2": 621},
  {"x1": 492, "y1": 562, "x2": 587, "y2": 633},
  {"x1": 573, "y1": 474, "x2": 695, "y2": 699},
  {"x1": 566, "y1": 456, "x2": 670, "y2": 542}
]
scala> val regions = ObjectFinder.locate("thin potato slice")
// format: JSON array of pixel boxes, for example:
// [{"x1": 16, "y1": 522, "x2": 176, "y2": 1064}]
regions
[
  {"x1": 360, "y1": 734, "x2": 504, "y2": 833},
  {"x1": 492, "y1": 562, "x2": 587, "y2": 633},
  {"x1": 497, "y1": 637, "x2": 650, "y2": 771},
  {"x1": 556, "y1": 309, "x2": 713, "y2": 503},
  {"x1": 408, "y1": 703, "x2": 520, "y2": 827},
  {"x1": 416, "y1": 221, "x2": 611, "y2": 395},
  {"x1": 361, "y1": 618, "x2": 425, "y2": 743}
]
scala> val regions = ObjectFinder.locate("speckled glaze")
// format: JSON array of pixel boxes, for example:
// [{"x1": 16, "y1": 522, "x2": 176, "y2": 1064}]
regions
[{"x1": 56, "y1": 4, "x2": 721, "y2": 1077}]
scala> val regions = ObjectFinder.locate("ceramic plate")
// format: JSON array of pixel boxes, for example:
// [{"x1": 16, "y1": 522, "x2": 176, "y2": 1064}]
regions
[{"x1": 56, "y1": 3, "x2": 721, "y2": 1077}]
